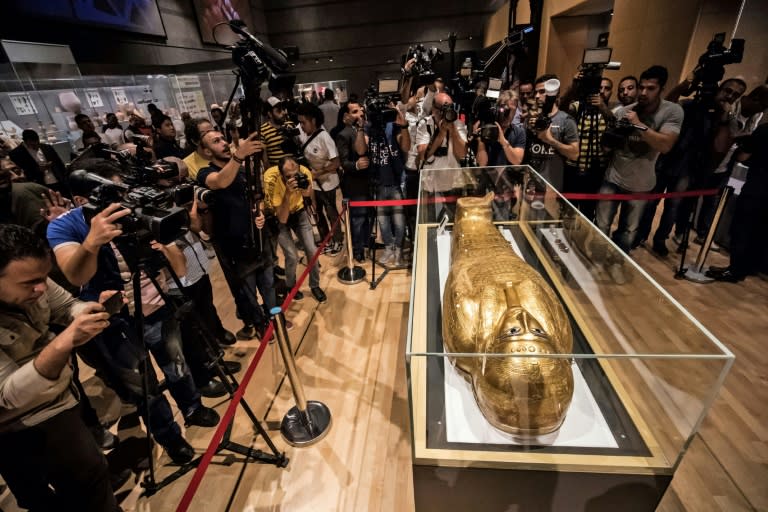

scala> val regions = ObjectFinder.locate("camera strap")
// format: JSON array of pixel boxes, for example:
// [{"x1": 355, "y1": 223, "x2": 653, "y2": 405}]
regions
[{"x1": 300, "y1": 128, "x2": 324, "y2": 155}]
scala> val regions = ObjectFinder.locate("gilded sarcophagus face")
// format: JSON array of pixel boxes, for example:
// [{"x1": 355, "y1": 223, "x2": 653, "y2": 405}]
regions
[{"x1": 442, "y1": 194, "x2": 574, "y2": 437}]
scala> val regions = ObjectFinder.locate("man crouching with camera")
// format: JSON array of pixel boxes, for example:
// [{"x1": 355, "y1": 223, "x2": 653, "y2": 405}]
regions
[
  {"x1": 0, "y1": 224, "x2": 119, "y2": 511},
  {"x1": 196, "y1": 129, "x2": 278, "y2": 338},
  {"x1": 263, "y1": 156, "x2": 327, "y2": 303}
]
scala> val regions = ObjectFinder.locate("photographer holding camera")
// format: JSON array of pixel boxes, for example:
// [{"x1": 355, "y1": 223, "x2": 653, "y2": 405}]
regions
[
  {"x1": 197, "y1": 129, "x2": 279, "y2": 338},
  {"x1": 523, "y1": 74, "x2": 580, "y2": 192},
  {"x1": 595, "y1": 65, "x2": 683, "y2": 253},
  {"x1": 335, "y1": 101, "x2": 370, "y2": 262},
  {"x1": 476, "y1": 90, "x2": 526, "y2": 167},
  {"x1": 416, "y1": 92, "x2": 468, "y2": 192},
  {"x1": 263, "y1": 156, "x2": 327, "y2": 302},
  {"x1": 47, "y1": 161, "x2": 218, "y2": 464},
  {"x1": 0, "y1": 224, "x2": 118, "y2": 511}
]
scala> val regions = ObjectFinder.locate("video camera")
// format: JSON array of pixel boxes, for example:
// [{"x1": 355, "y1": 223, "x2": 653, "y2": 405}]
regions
[
  {"x1": 600, "y1": 113, "x2": 649, "y2": 150},
  {"x1": 692, "y1": 32, "x2": 745, "y2": 103},
  {"x1": 364, "y1": 80, "x2": 401, "y2": 127},
  {"x1": 574, "y1": 47, "x2": 621, "y2": 102},
  {"x1": 71, "y1": 169, "x2": 190, "y2": 246}
]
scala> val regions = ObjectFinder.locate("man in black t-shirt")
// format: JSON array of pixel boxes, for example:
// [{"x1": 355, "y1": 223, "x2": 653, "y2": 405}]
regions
[{"x1": 197, "y1": 129, "x2": 277, "y2": 339}]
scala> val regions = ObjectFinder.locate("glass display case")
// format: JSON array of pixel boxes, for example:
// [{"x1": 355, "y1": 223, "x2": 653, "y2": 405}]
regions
[{"x1": 406, "y1": 166, "x2": 734, "y2": 511}]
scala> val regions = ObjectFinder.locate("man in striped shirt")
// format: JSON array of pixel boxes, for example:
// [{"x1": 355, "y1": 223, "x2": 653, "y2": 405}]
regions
[{"x1": 260, "y1": 97, "x2": 298, "y2": 167}]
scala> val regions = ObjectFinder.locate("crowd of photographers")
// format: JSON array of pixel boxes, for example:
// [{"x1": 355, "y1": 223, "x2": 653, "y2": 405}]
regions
[{"x1": 1, "y1": 34, "x2": 767, "y2": 508}]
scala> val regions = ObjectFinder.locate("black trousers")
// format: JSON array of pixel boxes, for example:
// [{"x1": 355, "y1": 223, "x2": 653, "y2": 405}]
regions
[
  {"x1": 0, "y1": 404, "x2": 118, "y2": 512},
  {"x1": 175, "y1": 275, "x2": 228, "y2": 387}
]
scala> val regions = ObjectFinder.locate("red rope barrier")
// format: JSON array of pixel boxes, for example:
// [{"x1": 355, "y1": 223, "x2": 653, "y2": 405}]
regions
[
  {"x1": 177, "y1": 206, "x2": 347, "y2": 511},
  {"x1": 176, "y1": 321, "x2": 273, "y2": 512}
]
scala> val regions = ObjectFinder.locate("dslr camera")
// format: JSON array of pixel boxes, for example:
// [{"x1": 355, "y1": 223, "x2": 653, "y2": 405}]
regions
[
  {"x1": 473, "y1": 96, "x2": 512, "y2": 143},
  {"x1": 405, "y1": 44, "x2": 443, "y2": 78},
  {"x1": 439, "y1": 102, "x2": 458, "y2": 123},
  {"x1": 600, "y1": 115, "x2": 649, "y2": 150},
  {"x1": 293, "y1": 171, "x2": 310, "y2": 190}
]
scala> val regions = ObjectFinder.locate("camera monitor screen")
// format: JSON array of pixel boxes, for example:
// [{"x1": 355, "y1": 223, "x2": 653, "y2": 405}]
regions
[
  {"x1": 378, "y1": 79, "x2": 400, "y2": 94},
  {"x1": 583, "y1": 47, "x2": 612, "y2": 65},
  {"x1": 486, "y1": 78, "x2": 503, "y2": 99}
]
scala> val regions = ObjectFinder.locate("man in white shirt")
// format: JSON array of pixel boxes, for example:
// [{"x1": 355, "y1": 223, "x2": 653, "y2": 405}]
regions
[
  {"x1": 297, "y1": 102, "x2": 343, "y2": 253},
  {"x1": 415, "y1": 92, "x2": 468, "y2": 215},
  {"x1": 318, "y1": 88, "x2": 340, "y2": 133}
]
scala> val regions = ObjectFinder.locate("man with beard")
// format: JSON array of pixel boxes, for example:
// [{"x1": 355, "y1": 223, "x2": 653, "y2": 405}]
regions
[
  {"x1": 197, "y1": 129, "x2": 280, "y2": 338},
  {"x1": 260, "y1": 97, "x2": 297, "y2": 167},
  {"x1": 595, "y1": 66, "x2": 683, "y2": 253},
  {"x1": 615, "y1": 76, "x2": 639, "y2": 111}
]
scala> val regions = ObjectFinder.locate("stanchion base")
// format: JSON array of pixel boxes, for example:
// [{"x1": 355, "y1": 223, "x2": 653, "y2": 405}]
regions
[
  {"x1": 337, "y1": 266, "x2": 366, "y2": 284},
  {"x1": 281, "y1": 401, "x2": 332, "y2": 447},
  {"x1": 683, "y1": 267, "x2": 715, "y2": 284}
]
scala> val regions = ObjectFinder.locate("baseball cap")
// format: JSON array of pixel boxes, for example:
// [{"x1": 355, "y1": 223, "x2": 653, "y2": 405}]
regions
[{"x1": 266, "y1": 96, "x2": 283, "y2": 108}]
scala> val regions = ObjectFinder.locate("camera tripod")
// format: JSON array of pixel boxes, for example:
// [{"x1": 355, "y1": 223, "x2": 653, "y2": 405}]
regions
[{"x1": 115, "y1": 237, "x2": 287, "y2": 497}]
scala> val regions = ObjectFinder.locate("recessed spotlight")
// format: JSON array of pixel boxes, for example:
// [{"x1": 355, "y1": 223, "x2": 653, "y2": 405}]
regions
[
  {"x1": 314, "y1": 59, "x2": 319, "y2": 64},
  {"x1": 291, "y1": 63, "x2": 295, "y2": 67},
  {"x1": 329, "y1": 57, "x2": 334, "y2": 62}
]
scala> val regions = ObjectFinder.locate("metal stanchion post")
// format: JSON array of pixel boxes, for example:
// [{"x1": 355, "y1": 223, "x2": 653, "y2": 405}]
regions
[
  {"x1": 337, "y1": 199, "x2": 366, "y2": 284},
  {"x1": 684, "y1": 186, "x2": 733, "y2": 283},
  {"x1": 270, "y1": 307, "x2": 332, "y2": 446}
]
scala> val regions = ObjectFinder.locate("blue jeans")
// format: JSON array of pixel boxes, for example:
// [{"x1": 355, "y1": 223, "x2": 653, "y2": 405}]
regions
[
  {"x1": 377, "y1": 184, "x2": 405, "y2": 248},
  {"x1": 217, "y1": 243, "x2": 274, "y2": 328},
  {"x1": 637, "y1": 173, "x2": 689, "y2": 245},
  {"x1": 143, "y1": 307, "x2": 202, "y2": 418},
  {"x1": 595, "y1": 181, "x2": 648, "y2": 253},
  {"x1": 279, "y1": 209, "x2": 321, "y2": 289}
]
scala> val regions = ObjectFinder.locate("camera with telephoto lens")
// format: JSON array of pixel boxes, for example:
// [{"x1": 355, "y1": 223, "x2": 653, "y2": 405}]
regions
[
  {"x1": 196, "y1": 186, "x2": 214, "y2": 206},
  {"x1": 439, "y1": 102, "x2": 458, "y2": 123},
  {"x1": 473, "y1": 96, "x2": 513, "y2": 143}
]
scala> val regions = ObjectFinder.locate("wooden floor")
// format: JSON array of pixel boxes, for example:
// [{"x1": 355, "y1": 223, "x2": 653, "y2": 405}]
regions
[{"x1": 1, "y1": 235, "x2": 766, "y2": 511}]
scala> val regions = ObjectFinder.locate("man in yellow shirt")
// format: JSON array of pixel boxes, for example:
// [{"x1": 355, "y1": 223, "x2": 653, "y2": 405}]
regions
[
  {"x1": 183, "y1": 118, "x2": 214, "y2": 181},
  {"x1": 263, "y1": 156, "x2": 326, "y2": 303}
]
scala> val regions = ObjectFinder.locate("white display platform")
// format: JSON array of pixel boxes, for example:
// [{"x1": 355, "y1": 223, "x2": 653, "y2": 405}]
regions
[{"x1": 436, "y1": 228, "x2": 618, "y2": 448}]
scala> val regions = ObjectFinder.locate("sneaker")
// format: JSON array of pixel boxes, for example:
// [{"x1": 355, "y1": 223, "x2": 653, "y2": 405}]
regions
[
  {"x1": 292, "y1": 290, "x2": 304, "y2": 301},
  {"x1": 164, "y1": 436, "x2": 195, "y2": 465},
  {"x1": 185, "y1": 406, "x2": 220, "y2": 428},
  {"x1": 89, "y1": 425, "x2": 117, "y2": 451},
  {"x1": 199, "y1": 379, "x2": 227, "y2": 398},
  {"x1": 329, "y1": 242, "x2": 343, "y2": 255},
  {"x1": 353, "y1": 251, "x2": 365, "y2": 263},
  {"x1": 693, "y1": 235, "x2": 705, "y2": 245},
  {"x1": 672, "y1": 233, "x2": 684, "y2": 245},
  {"x1": 311, "y1": 286, "x2": 327, "y2": 303},
  {"x1": 274, "y1": 265, "x2": 285, "y2": 277},
  {"x1": 236, "y1": 324, "x2": 257, "y2": 340},
  {"x1": 378, "y1": 247, "x2": 395, "y2": 266},
  {"x1": 393, "y1": 247, "x2": 403, "y2": 267},
  {"x1": 710, "y1": 242, "x2": 721, "y2": 252}
]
